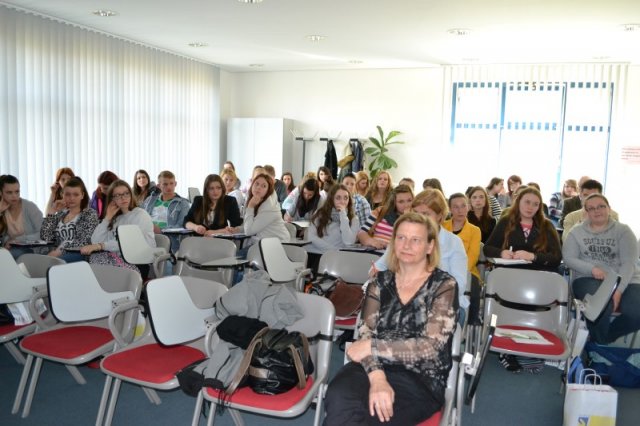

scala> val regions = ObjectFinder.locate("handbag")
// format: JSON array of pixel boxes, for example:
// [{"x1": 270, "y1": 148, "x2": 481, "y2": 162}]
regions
[
  {"x1": 306, "y1": 276, "x2": 364, "y2": 318},
  {"x1": 563, "y1": 369, "x2": 617, "y2": 426},
  {"x1": 247, "y1": 328, "x2": 314, "y2": 395},
  {"x1": 585, "y1": 341, "x2": 640, "y2": 388}
]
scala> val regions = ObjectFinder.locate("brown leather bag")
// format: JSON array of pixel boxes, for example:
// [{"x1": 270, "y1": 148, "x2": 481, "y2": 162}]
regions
[{"x1": 328, "y1": 278, "x2": 364, "y2": 318}]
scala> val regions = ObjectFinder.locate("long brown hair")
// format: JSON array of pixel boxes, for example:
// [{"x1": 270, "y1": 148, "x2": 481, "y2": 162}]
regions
[
  {"x1": 106, "y1": 180, "x2": 136, "y2": 230},
  {"x1": 294, "y1": 178, "x2": 321, "y2": 218},
  {"x1": 64, "y1": 177, "x2": 90, "y2": 210},
  {"x1": 311, "y1": 184, "x2": 354, "y2": 238},
  {"x1": 368, "y1": 184, "x2": 413, "y2": 236},
  {"x1": 132, "y1": 169, "x2": 152, "y2": 200},
  {"x1": 466, "y1": 186, "x2": 493, "y2": 235},
  {"x1": 54, "y1": 167, "x2": 75, "y2": 200},
  {"x1": 501, "y1": 187, "x2": 558, "y2": 252},
  {"x1": 366, "y1": 171, "x2": 393, "y2": 205},
  {"x1": 193, "y1": 174, "x2": 227, "y2": 228},
  {"x1": 247, "y1": 174, "x2": 275, "y2": 216}
]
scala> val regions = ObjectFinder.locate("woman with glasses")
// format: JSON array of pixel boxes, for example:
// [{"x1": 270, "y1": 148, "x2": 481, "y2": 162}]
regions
[
  {"x1": 324, "y1": 212, "x2": 458, "y2": 425},
  {"x1": 86, "y1": 179, "x2": 155, "y2": 272},
  {"x1": 563, "y1": 193, "x2": 640, "y2": 344}
]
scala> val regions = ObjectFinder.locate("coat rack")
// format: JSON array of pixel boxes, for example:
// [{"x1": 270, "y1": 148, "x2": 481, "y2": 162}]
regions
[{"x1": 290, "y1": 130, "x2": 317, "y2": 179}]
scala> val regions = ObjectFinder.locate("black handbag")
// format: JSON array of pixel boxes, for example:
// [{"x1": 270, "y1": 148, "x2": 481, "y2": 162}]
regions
[{"x1": 247, "y1": 329, "x2": 314, "y2": 395}]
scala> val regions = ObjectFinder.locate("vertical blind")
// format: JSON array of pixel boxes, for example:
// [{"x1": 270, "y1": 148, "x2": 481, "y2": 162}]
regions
[{"x1": 0, "y1": 5, "x2": 220, "y2": 210}]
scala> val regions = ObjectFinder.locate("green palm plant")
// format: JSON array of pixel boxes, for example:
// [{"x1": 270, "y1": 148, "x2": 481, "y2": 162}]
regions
[{"x1": 365, "y1": 125, "x2": 404, "y2": 178}]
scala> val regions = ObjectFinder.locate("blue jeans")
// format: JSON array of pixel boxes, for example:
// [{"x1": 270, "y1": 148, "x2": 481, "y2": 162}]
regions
[
  {"x1": 572, "y1": 277, "x2": 640, "y2": 344},
  {"x1": 60, "y1": 252, "x2": 86, "y2": 263}
]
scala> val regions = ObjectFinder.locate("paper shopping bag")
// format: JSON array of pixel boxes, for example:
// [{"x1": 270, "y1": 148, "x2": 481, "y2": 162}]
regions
[{"x1": 563, "y1": 370, "x2": 617, "y2": 426}]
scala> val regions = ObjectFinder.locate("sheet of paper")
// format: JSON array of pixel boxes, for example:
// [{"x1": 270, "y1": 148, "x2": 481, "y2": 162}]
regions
[{"x1": 495, "y1": 327, "x2": 553, "y2": 345}]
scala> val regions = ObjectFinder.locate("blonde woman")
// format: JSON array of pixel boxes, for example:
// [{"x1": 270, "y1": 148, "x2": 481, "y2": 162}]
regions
[{"x1": 365, "y1": 171, "x2": 393, "y2": 210}]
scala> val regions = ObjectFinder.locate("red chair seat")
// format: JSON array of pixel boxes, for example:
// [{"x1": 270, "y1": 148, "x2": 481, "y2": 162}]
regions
[
  {"x1": 21, "y1": 326, "x2": 113, "y2": 359},
  {"x1": 102, "y1": 344, "x2": 204, "y2": 384},
  {"x1": 492, "y1": 325, "x2": 565, "y2": 356},
  {"x1": 0, "y1": 323, "x2": 30, "y2": 336},
  {"x1": 335, "y1": 317, "x2": 356, "y2": 327},
  {"x1": 205, "y1": 376, "x2": 314, "y2": 411},
  {"x1": 416, "y1": 409, "x2": 442, "y2": 426}
]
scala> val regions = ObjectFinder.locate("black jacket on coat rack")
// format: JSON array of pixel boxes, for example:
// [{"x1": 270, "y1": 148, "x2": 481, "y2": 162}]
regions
[
  {"x1": 324, "y1": 139, "x2": 338, "y2": 179},
  {"x1": 350, "y1": 139, "x2": 364, "y2": 172}
]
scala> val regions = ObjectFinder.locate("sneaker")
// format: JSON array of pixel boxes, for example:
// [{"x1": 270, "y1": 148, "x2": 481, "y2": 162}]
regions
[{"x1": 499, "y1": 354, "x2": 522, "y2": 372}]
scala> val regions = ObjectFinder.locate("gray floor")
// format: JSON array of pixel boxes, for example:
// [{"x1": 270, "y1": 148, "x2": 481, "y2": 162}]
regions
[{"x1": 1, "y1": 340, "x2": 639, "y2": 425}]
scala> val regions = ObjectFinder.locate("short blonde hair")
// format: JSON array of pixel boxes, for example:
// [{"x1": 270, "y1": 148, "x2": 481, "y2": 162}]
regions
[{"x1": 388, "y1": 212, "x2": 440, "y2": 273}]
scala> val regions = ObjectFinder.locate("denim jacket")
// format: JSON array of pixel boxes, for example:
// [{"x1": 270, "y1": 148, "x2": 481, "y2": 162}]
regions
[{"x1": 141, "y1": 192, "x2": 191, "y2": 229}]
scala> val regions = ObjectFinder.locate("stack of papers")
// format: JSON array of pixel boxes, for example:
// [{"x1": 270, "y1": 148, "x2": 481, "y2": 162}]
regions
[{"x1": 495, "y1": 327, "x2": 553, "y2": 345}]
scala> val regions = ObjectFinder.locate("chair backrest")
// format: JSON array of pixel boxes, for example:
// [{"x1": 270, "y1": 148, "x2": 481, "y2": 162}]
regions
[
  {"x1": 284, "y1": 222, "x2": 297, "y2": 241},
  {"x1": 484, "y1": 268, "x2": 569, "y2": 334},
  {"x1": 47, "y1": 262, "x2": 142, "y2": 322},
  {"x1": 173, "y1": 237, "x2": 237, "y2": 285},
  {"x1": 286, "y1": 293, "x2": 335, "y2": 382},
  {"x1": 117, "y1": 224, "x2": 165, "y2": 264},
  {"x1": 0, "y1": 248, "x2": 47, "y2": 304},
  {"x1": 258, "y1": 238, "x2": 305, "y2": 282},
  {"x1": 248, "y1": 243, "x2": 307, "y2": 272},
  {"x1": 582, "y1": 273, "x2": 621, "y2": 322},
  {"x1": 188, "y1": 187, "x2": 201, "y2": 203},
  {"x1": 317, "y1": 250, "x2": 379, "y2": 284},
  {"x1": 146, "y1": 276, "x2": 227, "y2": 345},
  {"x1": 16, "y1": 253, "x2": 66, "y2": 278},
  {"x1": 154, "y1": 234, "x2": 171, "y2": 254}
]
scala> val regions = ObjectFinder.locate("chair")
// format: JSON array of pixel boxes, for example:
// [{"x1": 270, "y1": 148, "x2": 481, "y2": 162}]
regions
[
  {"x1": 12, "y1": 262, "x2": 142, "y2": 418},
  {"x1": 96, "y1": 276, "x2": 227, "y2": 426},
  {"x1": 248, "y1": 237, "x2": 311, "y2": 290},
  {"x1": 151, "y1": 234, "x2": 172, "y2": 277},
  {"x1": 192, "y1": 292, "x2": 335, "y2": 426},
  {"x1": 165, "y1": 237, "x2": 238, "y2": 287},
  {"x1": 0, "y1": 249, "x2": 63, "y2": 364},
  {"x1": 482, "y1": 268, "x2": 572, "y2": 360},
  {"x1": 116, "y1": 224, "x2": 167, "y2": 278},
  {"x1": 316, "y1": 250, "x2": 380, "y2": 329},
  {"x1": 188, "y1": 187, "x2": 201, "y2": 203},
  {"x1": 284, "y1": 222, "x2": 297, "y2": 241}
]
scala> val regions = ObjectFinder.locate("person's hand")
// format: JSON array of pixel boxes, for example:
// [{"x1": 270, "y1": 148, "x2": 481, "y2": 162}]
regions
[
  {"x1": 346, "y1": 339, "x2": 371, "y2": 362},
  {"x1": 591, "y1": 267, "x2": 606, "y2": 280},
  {"x1": 0, "y1": 198, "x2": 9, "y2": 214},
  {"x1": 513, "y1": 250, "x2": 534, "y2": 261},
  {"x1": 52, "y1": 200, "x2": 66, "y2": 212},
  {"x1": 104, "y1": 201, "x2": 120, "y2": 221},
  {"x1": 500, "y1": 249, "x2": 514, "y2": 259},
  {"x1": 368, "y1": 261, "x2": 379, "y2": 279},
  {"x1": 153, "y1": 224, "x2": 162, "y2": 234},
  {"x1": 612, "y1": 290, "x2": 622, "y2": 312},
  {"x1": 284, "y1": 213, "x2": 293, "y2": 223},
  {"x1": 247, "y1": 196, "x2": 262, "y2": 209},
  {"x1": 194, "y1": 225, "x2": 207, "y2": 235},
  {"x1": 368, "y1": 238, "x2": 386, "y2": 250},
  {"x1": 50, "y1": 182, "x2": 60, "y2": 194},
  {"x1": 368, "y1": 371, "x2": 395, "y2": 422},
  {"x1": 224, "y1": 226, "x2": 236, "y2": 234},
  {"x1": 80, "y1": 243, "x2": 102, "y2": 255},
  {"x1": 48, "y1": 248, "x2": 62, "y2": 258}
]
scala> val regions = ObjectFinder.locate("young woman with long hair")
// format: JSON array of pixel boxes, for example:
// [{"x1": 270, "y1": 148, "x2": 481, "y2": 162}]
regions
[
  {"x1": 281, "y1": 172, "x2": 295, "y2": 194},
  {"x1": 90, "y1": 170, "x2": 119, "y2": 220},
  {"x1": 365, "y1": 171, "x2": 393, "y2": 210},
  {"x1": 132, "y1": 169, "x2": 157, "y2": 206},
  {"x1": 244, "y1": 173, "x2": 289, "y2": 246},
  {"x1": 485, "y1": 177, "x2": 504, "y2": 219},
  {"x1": 184, "y1": 174, "x2": 242, "y2": 236},
  {"x1": 355, "y1": 171, "x2": 370, "y2": 197},
  {"x1": 308, "y1": 184, "x2": 359, "y2": 254},
  {"x1": 45, "y1": 167, "x2": 75, "y2": 215},
  {"x1": 358, "y1": 184, "x2": 412, "y2": 249},
  {"x1": 466, "y1": 186, "x2": 497, "y2": 243},
  {"x1": 284, "y1": 178, "x2": 322, "y2": 222}
]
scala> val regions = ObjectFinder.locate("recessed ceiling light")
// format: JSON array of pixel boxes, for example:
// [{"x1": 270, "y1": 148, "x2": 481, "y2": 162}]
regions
[
  {"x1": 621, "y1": 23, "x2": 640, "y2": 32},
  {"x1": 249, "y1": 63, "x2": 264, "y2": 68},
  {"x1": 348, "y1": 60, "x2": 363, "y2": 64},
  {"x1": 306, "y1": 35, "x2": 326, "y2": 42},
  {"x1": 238, "y1": 0, "x2": 263, "y2": 3},
  {"x1": 92, "y1": 10, "x2": 118, "y2": 17},
  {"x1": 188, "y1": 42, "x2": 208, "y2": 48},
  {"x1": 447, "y1": 28, "x2": 472, "y2": 36}
]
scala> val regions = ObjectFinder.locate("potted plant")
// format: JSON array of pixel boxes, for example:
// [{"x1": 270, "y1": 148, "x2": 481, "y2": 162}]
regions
[{"x1": 365, "y1": 125, "x2": 404, "y2": 178}]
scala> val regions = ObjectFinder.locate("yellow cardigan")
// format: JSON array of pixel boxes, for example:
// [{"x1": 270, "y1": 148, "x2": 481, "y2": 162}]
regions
[{"x1": 443, "y1": 218, "x2": 481, "y2": 280}]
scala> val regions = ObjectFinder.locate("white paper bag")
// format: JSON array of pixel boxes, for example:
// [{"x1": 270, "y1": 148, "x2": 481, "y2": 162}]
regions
[{"x1": 563, "y1": 370, "x2": 617, "y2": 426}]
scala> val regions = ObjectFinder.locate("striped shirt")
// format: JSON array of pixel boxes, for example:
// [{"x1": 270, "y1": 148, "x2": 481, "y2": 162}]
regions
[{"x1": 360, "y1": 212, "x2": 393, "y2": 245}]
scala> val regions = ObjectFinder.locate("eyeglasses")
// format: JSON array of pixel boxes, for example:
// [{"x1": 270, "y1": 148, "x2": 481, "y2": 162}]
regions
[
  {"x1": 112, "y1": 192, "x2": 131, "y2": 200},
  {"x1": 395, "y1": 235, "x2": 426, "y2": 246},
  {"x1": 585, "y1": 204, "x2": 608, "y2": 213}
]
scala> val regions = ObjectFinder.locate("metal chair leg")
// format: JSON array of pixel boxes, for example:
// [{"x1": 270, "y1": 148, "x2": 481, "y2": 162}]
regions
[
  {"x1": 12, "y1": 353, "x2": 33, "y2": 414},
  {"x1": 96, "y1": 376, "x2": 113, "y2": 426},
  {"x1": 5, "y1": 341, "x2": 26, "y2": 364},
  {"x1": 65, "y1": 365, "x2": 87, "y2": 384},
  {"x1": 104, "y1": 378, "x2": 122, "y2": 426},
  {"x1": 21, "y1": 356, "x2": 43, "y2": 417}
]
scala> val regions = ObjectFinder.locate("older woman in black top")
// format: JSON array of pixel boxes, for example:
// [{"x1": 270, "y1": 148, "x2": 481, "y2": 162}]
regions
[
  {"x1": 184, "y1": 174, "x2": 242, "y2": 236},
  {"x1": 324, "y1": 212, "x2": 458, "y2": 425}
]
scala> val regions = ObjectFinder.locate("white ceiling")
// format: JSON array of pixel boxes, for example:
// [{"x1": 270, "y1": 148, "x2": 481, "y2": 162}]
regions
[{"x1": 3, "y1": 0, "x2": 640, "y2": 72}]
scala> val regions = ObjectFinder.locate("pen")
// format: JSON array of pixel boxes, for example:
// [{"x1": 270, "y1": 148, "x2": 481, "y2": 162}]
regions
[{"x1": 509, "y1": 246, "x2": 513, "y2": 252}]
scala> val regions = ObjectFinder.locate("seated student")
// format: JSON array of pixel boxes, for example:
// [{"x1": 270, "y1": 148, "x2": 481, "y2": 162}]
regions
[
  {"x1": 526, "y1": 182, "x2": 550, "y2": 217},
  {"x1": 501, "y1": 174, "x2": 522, "y2": 208},
  {"x1": 485, "y1": 177, "x2": 504, "y2": 219},
  {"x1": 184, "y1": 174, "x2": 242, "y2": 236},
  {"x1": 466, "y1": 186, "x2": 497, "y2": 243},
  {"x1": 223, "y1": 160, "x2": 241, "y2": 190},
  {"x1": 483, "y1": 187, "x2": 562, "y2": 272},
  {"x1": 560, "y1": 175, "x2": 591, "y2": 228},
  {"x1": 366, "y1": 171, "x2": 393, "y2": 210},
  {"x1": 563, "y1": 193, "x2": 640, "y2": 344},
  {"x1": 132, "y1": 169, "x2": 157, "y2": 206},
  {"x1": 560, "y1": 179, "x2": 620, "y2": 242},
  {"x1": 281, "y1": 172, "x2": 323, "y2": 212},
  {"x1": 142, "y1": 170, "x2": 190, "y2": 251},
  {"x1": 307, "y1": 184, "x2": 360, "y2": 269},
  {"x1": 355, "y1": 170, "x2": 370, "y2": 198},
  {"x1": 443, "y1": 193, "x2": 481, "y2": 280},
  {"x1": 549, "y1": 179, "x2": 577, "y2": 225},
  {"x1": 284, "y1": 178, "x2": 322, "y2": 222},
  {"x1": 264, "y1": 164, "x2": 288, "y2": 205},
  {"x1": 498, "y1": 184, "x2": 528, "y2": 219},
  {"x1": 45, "y1": 167, "x2": 75, "y2": 215},
  {"x1": 243, "y1": 173, "x2": 290, "y2": 247},
  {"x1": 0, "y1": 175, "x2": 44, "y2": 259},
  {"x1": 86, "y1": 180, "x2": 156, "y2": 274},
  {"x1": 341, "y1": 172, "x2": 371, "y2": 228},
  {"x1": 398, "y1": 177, "x2": 415, "y2": 192},
  {"x1": 372, "y1": 189, "x2": 469, "y2": 315},
  {"x1": 422, "y1": 177, "x2": 445, "y2": 196},
  {"x1": 358, "y1": 185, "x2": 413, "y2": 250},
  {"x1": 281, "y1": 172, "x2": 295, "y2": 195},
  {"x1": 90, "y1": 170, "x2": 118, "y2": 220},
  {"x1": 317, "y1": 166, "x2": 332, "y2": 192},
  {"x1": 324, "y1": 212, "x2": 458, "y2": 425},
  {"x1": 40, "y1": 177, "x2": 99, "y2": 263},
  {"x1": 221, "y1": 168, "x2": 245, "y2": 215},
  {"x1": 240, "y1": 165, "x2": 266, "y2": 198}
]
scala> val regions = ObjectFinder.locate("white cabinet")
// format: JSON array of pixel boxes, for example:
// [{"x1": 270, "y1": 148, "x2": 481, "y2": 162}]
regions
[{"x1": 226, "y1": 118, "x2": 296, "y2": 185}]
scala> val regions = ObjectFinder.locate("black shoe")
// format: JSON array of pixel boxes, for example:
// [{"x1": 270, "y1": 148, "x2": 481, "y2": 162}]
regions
[{"x1": 499, "y1": 354, "x2": 522, "y2": 372}]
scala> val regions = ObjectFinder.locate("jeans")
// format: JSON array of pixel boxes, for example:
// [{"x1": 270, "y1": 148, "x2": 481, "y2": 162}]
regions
[
  {"x1": 572, "y1": 277, "x2": 640, "y2": 344},
  {"x1": 60, "y1": 252, "x2": 86, "y2": 263}
]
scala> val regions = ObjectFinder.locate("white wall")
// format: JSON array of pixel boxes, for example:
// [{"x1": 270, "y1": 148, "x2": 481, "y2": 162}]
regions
[{"x1": 222, "y1": 66, "x2": 640, "y2": 236}]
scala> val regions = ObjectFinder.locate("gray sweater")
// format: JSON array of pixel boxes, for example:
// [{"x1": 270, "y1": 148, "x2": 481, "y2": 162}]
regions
[
  {"x1": 91, "y1": 207, "x2": 156, "y2": 253},
  {"x1": 1, "y1": 199, "x2": 43, "y2": 245},
  {"x1": 307, "y1": 209, "x2": 360, "y2": 254},
  {"x1": 563, "y1": 218, "x2": 640, "y2": 293}
]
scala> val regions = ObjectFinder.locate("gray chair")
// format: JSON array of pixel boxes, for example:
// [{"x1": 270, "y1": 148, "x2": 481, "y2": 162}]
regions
[
  {"x1": 116, "y1": 224, "x2": 166, "y2": 279},
  {"x1": 188, "y1": 187, "x2": 201, "y2": 203},
  {"x1": 252, "y1": 237, "x2": 312, "y2": 291},
  {"x1": 12, "y1": 262, "x2": 142, "y2": 418},
  {"x1": 164, "y1": 236, "x2": 238, "y2": 287},
  {"x1": 96, "y1": 276, "x2": 227, "y2": 426}
]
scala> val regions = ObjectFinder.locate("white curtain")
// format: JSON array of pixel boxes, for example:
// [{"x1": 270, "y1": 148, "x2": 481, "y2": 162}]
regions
[{"x1": 0, "y1": 5, "x2": 220, "y2": 210}]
